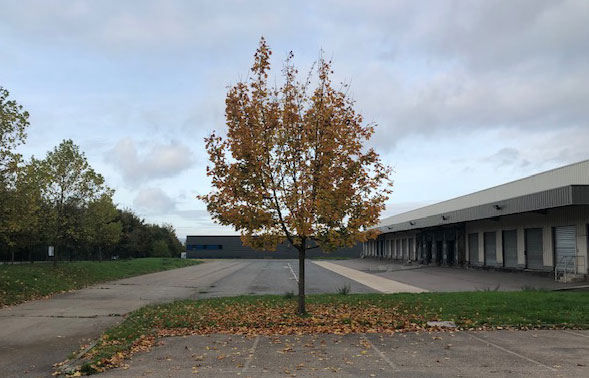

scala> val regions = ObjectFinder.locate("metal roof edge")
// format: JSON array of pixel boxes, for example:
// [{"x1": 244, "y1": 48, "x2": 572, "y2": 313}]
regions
[
  {"x1": 378, "y1": 159, "x2": 589, "y2": 228},
  {"x1": 374, "y1": 185, "x2": 589, "y2": 233}
]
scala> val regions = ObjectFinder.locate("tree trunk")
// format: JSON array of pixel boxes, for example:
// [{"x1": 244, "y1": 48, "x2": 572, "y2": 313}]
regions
[
  {"x1": 11, "y1": 246, "x2": 14, "y2": 264},
  {"x1": 297, "y1": 242, "x2": 306, "y2": 315}
]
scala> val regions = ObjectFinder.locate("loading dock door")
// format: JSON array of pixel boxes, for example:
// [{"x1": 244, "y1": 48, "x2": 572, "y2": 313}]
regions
[
  {"x1": 408, "y1": 238, "x2": 414, "y2": 260},
  {"x1": 468, "y1": 233, "x2": 479, "y2": 265},
  {"x1": 425, "y1": 241, "x2": 432, "y2": 263},
  {"x1": 525, "y1": 228, "x2": 544, "y2": 270},
  {"x1": 484, "y1": 232, "x2": 497, "y2": 266},
  {"x1": 554, "y1": 225, "x2": 576, "y2": 266},
  {"x1": 446, "y1": 241, "x2": 455, "y2": 265},
  {"x1": 503, "y1": 230, "x2": 518, "y2": 268},
  {"x1": 435, "y1": 241, "x2": 443, "y2": 265}
]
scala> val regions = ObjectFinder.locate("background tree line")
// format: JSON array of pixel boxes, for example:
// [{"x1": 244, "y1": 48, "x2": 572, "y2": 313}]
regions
[{"x1": 0, "y1": 86, "x2": 183, "y2": 263}]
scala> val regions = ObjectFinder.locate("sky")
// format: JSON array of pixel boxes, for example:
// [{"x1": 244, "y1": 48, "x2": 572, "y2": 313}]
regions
[{"x1": 1, "y1": 0, "x2": 588, "y2": 241}]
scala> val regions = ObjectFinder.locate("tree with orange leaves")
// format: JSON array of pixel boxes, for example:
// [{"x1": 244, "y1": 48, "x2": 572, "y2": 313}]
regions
[{"x1": 200, "y1": 38, "x2": 392, "y2": 314}]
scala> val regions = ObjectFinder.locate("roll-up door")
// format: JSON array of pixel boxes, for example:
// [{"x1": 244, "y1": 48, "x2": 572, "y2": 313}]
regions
[
  {"x1": 396, "y1": 239, "x2": 401, "y2": 259},
  {"x1": 525, "y1": 228, "x2": 544, "y2": 270},
  {"x1": 502, "y1": 230, "x2": 518, "y2": 268},
  {"x1": 468, "y1": 233, "x2": 479, "y2": 265},
  {"x1": 425, "y1": 241, "x2": 432, "y2": 263},
  {"x1": 408, "y1": 238, "x2": 414, "y2": 260},
  {"x1": 554, "y1": 225, "x2": 576, "y2": 265},
  {"x1": 446, "y1": 240, "x2": 456, "y2": 265},
  {"x1": 484, "y1": 232, "x2": 497, "y2": 266},
  {"x1": 402, "y1": 239, "x2": 407, "y2": 260}
]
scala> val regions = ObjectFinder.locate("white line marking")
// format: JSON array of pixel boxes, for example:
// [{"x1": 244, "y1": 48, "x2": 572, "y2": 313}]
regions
[
  {"x1": 242, "y1": 335, "x2": 260, "y2": 373},
  {"x1": 287, "y1": 263, "x2": 298, "y2": 282},
  {"x1": 312, "y1": 261, "x2": 426, "y2": 293},
  {"x1": 468, "y1": 333, "x2": 557, "y2": 372},
  {"x1": 564, "y1": 330, "x2": 589, "y2": 339},
  {"x1": 362, "y1": 335, "x2": 401, "y2": 372}
]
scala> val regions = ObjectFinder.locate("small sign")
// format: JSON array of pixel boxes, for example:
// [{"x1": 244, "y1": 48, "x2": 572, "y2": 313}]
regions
[
  {"x1": 181, "y1": 252, "x2": 187, "y2": 259},
  {"x1": 48, "y1": 246, "x2": 54, "y2": 257}
]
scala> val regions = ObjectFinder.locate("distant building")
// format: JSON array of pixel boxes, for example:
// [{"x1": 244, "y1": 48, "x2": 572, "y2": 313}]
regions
[
  {"x1": 185, "y1": 235, "x2": 362, "y2": 259},
  {"x1": 363, "y1": 160, "x2": 589, "y2": 281}
]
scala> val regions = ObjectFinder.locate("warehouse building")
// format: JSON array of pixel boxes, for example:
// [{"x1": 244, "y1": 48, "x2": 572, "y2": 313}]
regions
[
  {"x1": 362, "y1": 160, "x2": 589, "y2": 281},
  {"x1": 186, "y1": 235, "x2": 362, "y2": 259}
]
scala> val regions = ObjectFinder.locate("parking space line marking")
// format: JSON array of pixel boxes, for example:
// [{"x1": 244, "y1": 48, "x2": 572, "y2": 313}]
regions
[
  {"x1": 242, "y1": 335, "x2": 260, "y2": 373},
  {"x1": 312, "y1": 261, "x2": 426, "y2": 293},
  {"x1": 287, "y1": 263, "x2": 298, "y2": 282},
  {"x1": 362, "y1": 335, "x2": 401, "y2": 372},
  {"x1": 564, "y1": 330, "x2": 589, "y2": 339},
  {"x1": 468, "y1": 333, "x2": 557, "y2": 372}
]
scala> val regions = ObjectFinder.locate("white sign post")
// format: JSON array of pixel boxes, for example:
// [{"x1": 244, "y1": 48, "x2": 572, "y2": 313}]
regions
[{"x1": 48, "y1": 246, "x2": 54, "y2": 257}]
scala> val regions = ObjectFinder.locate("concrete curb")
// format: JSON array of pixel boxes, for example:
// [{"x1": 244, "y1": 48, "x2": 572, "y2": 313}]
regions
[{"x1": 53, "y1": 340, "x2": 99, "y2": 377}]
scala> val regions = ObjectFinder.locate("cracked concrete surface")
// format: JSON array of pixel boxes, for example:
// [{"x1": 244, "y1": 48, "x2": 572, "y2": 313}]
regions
[{"x1": 98, "y1": 331, "x2": 589, "y2": 378}]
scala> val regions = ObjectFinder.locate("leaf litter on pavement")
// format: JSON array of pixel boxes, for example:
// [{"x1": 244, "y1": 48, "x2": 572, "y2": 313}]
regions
[
  {"x1": 74, "y1": 296, "x2": 438, "y2": 374},
  {"x1": 61, "y1": 291, "x2": 589, "y2": 375}
]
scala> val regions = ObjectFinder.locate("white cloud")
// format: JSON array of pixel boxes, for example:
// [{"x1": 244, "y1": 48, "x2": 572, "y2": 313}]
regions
[
  {"x1": 133, "y1": 187, "x2": 176, "y2": 214},
  {"x1": 106, "y1": 138, "x2": 194, "y2": 185}
]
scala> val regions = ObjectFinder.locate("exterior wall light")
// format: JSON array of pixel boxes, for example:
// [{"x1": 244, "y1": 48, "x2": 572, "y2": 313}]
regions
[
  {"x1": 442, "y1": 215, "x2": 448, "y2": 221},
  {"x1": 409, "y1": 221, "x2": 416, "y2": 226},
  {"x1": 494, "y1": 204, "x2": 503, "y2": 210}
]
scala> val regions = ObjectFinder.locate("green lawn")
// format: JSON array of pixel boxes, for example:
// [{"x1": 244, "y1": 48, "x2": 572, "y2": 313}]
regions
[
  {"x1": 0, "y1": 258, "x2": 201, "y2": 307},
  {"x1": 77, "y1": 291, "x2": 589, "y2": 374}
]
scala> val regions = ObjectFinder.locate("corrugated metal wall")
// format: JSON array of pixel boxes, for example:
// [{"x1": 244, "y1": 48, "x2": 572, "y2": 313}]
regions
[
  {"x1": 367, "y1": 205, "x2": 589, "y2": 275},
  {"x1": 465, "y1": 205, "x2": 589, "y2": 273}
]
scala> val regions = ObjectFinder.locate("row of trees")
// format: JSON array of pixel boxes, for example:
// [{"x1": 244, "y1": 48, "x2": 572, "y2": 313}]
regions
[{"x1": 0, "y1": 87, "x2": 183, "y2": 263}]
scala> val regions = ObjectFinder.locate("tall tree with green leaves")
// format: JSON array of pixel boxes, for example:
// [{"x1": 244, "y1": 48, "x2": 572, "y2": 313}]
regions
[
  {"x1": 40, "y1": 139, "x2": 108, "y2": 265},
  {"x1": 200, "y1": 39, "x2": 391, "y2": 314},
  {"x1": 0, "y1": 159, "x2": 43, "y2": 262},
  {"x1": 84, "y1": 193, "x2": 122, "y2": 261},
  {"x1": 0, "y1": 87, "x2": 30, "y2": 253},
  {"x1": 0, "y1": 87, "x2": 29, "y2": 179}
]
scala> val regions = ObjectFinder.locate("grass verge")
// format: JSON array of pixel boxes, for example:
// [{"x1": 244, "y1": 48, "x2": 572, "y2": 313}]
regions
[
  {"x1": 76, "y1": 291, "x2": 589, "y2": 374},
  {"x1": 0, "y1": 258, "x2": 201, "y2": 307}
]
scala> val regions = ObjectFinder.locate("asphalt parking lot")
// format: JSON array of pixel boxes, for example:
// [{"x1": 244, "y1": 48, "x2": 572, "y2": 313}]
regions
[{"x1": 98, "y1": 330, "x2": 589, "y2": 378}]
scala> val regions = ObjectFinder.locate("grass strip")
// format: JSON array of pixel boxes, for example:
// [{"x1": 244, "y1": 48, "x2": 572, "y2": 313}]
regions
[
  {"x1": 0, "y1": 258, "x2": 201, "y2": 307},
  {"x1": 78, "y1": 291, "x2": 589, "y2": 374}
]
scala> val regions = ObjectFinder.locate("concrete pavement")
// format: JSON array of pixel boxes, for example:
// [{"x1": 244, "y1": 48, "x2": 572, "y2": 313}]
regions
[
  {"x1": 313, "y1": 260, "x2": 427, "y2": 293},
  {"x1": 0, "y1": 260, "x2": 248, "y2": 378},
  {"x1": 0, "y1": 259, "x2": 378, "y2": 378},
  {"x1": 331, "y1": 258, "x2": 582, "y2": 291},
  {"x1": 3, "y1": 258, "x2": 586, "y2": 377},
  {"x1": 98, "y1": 330, "x2": 589, "y2": 377}
]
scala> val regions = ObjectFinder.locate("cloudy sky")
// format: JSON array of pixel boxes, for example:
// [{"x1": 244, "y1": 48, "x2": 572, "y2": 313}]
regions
[{"x1": 2, "y1": 0, "x2": 588, "y2": 240}]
